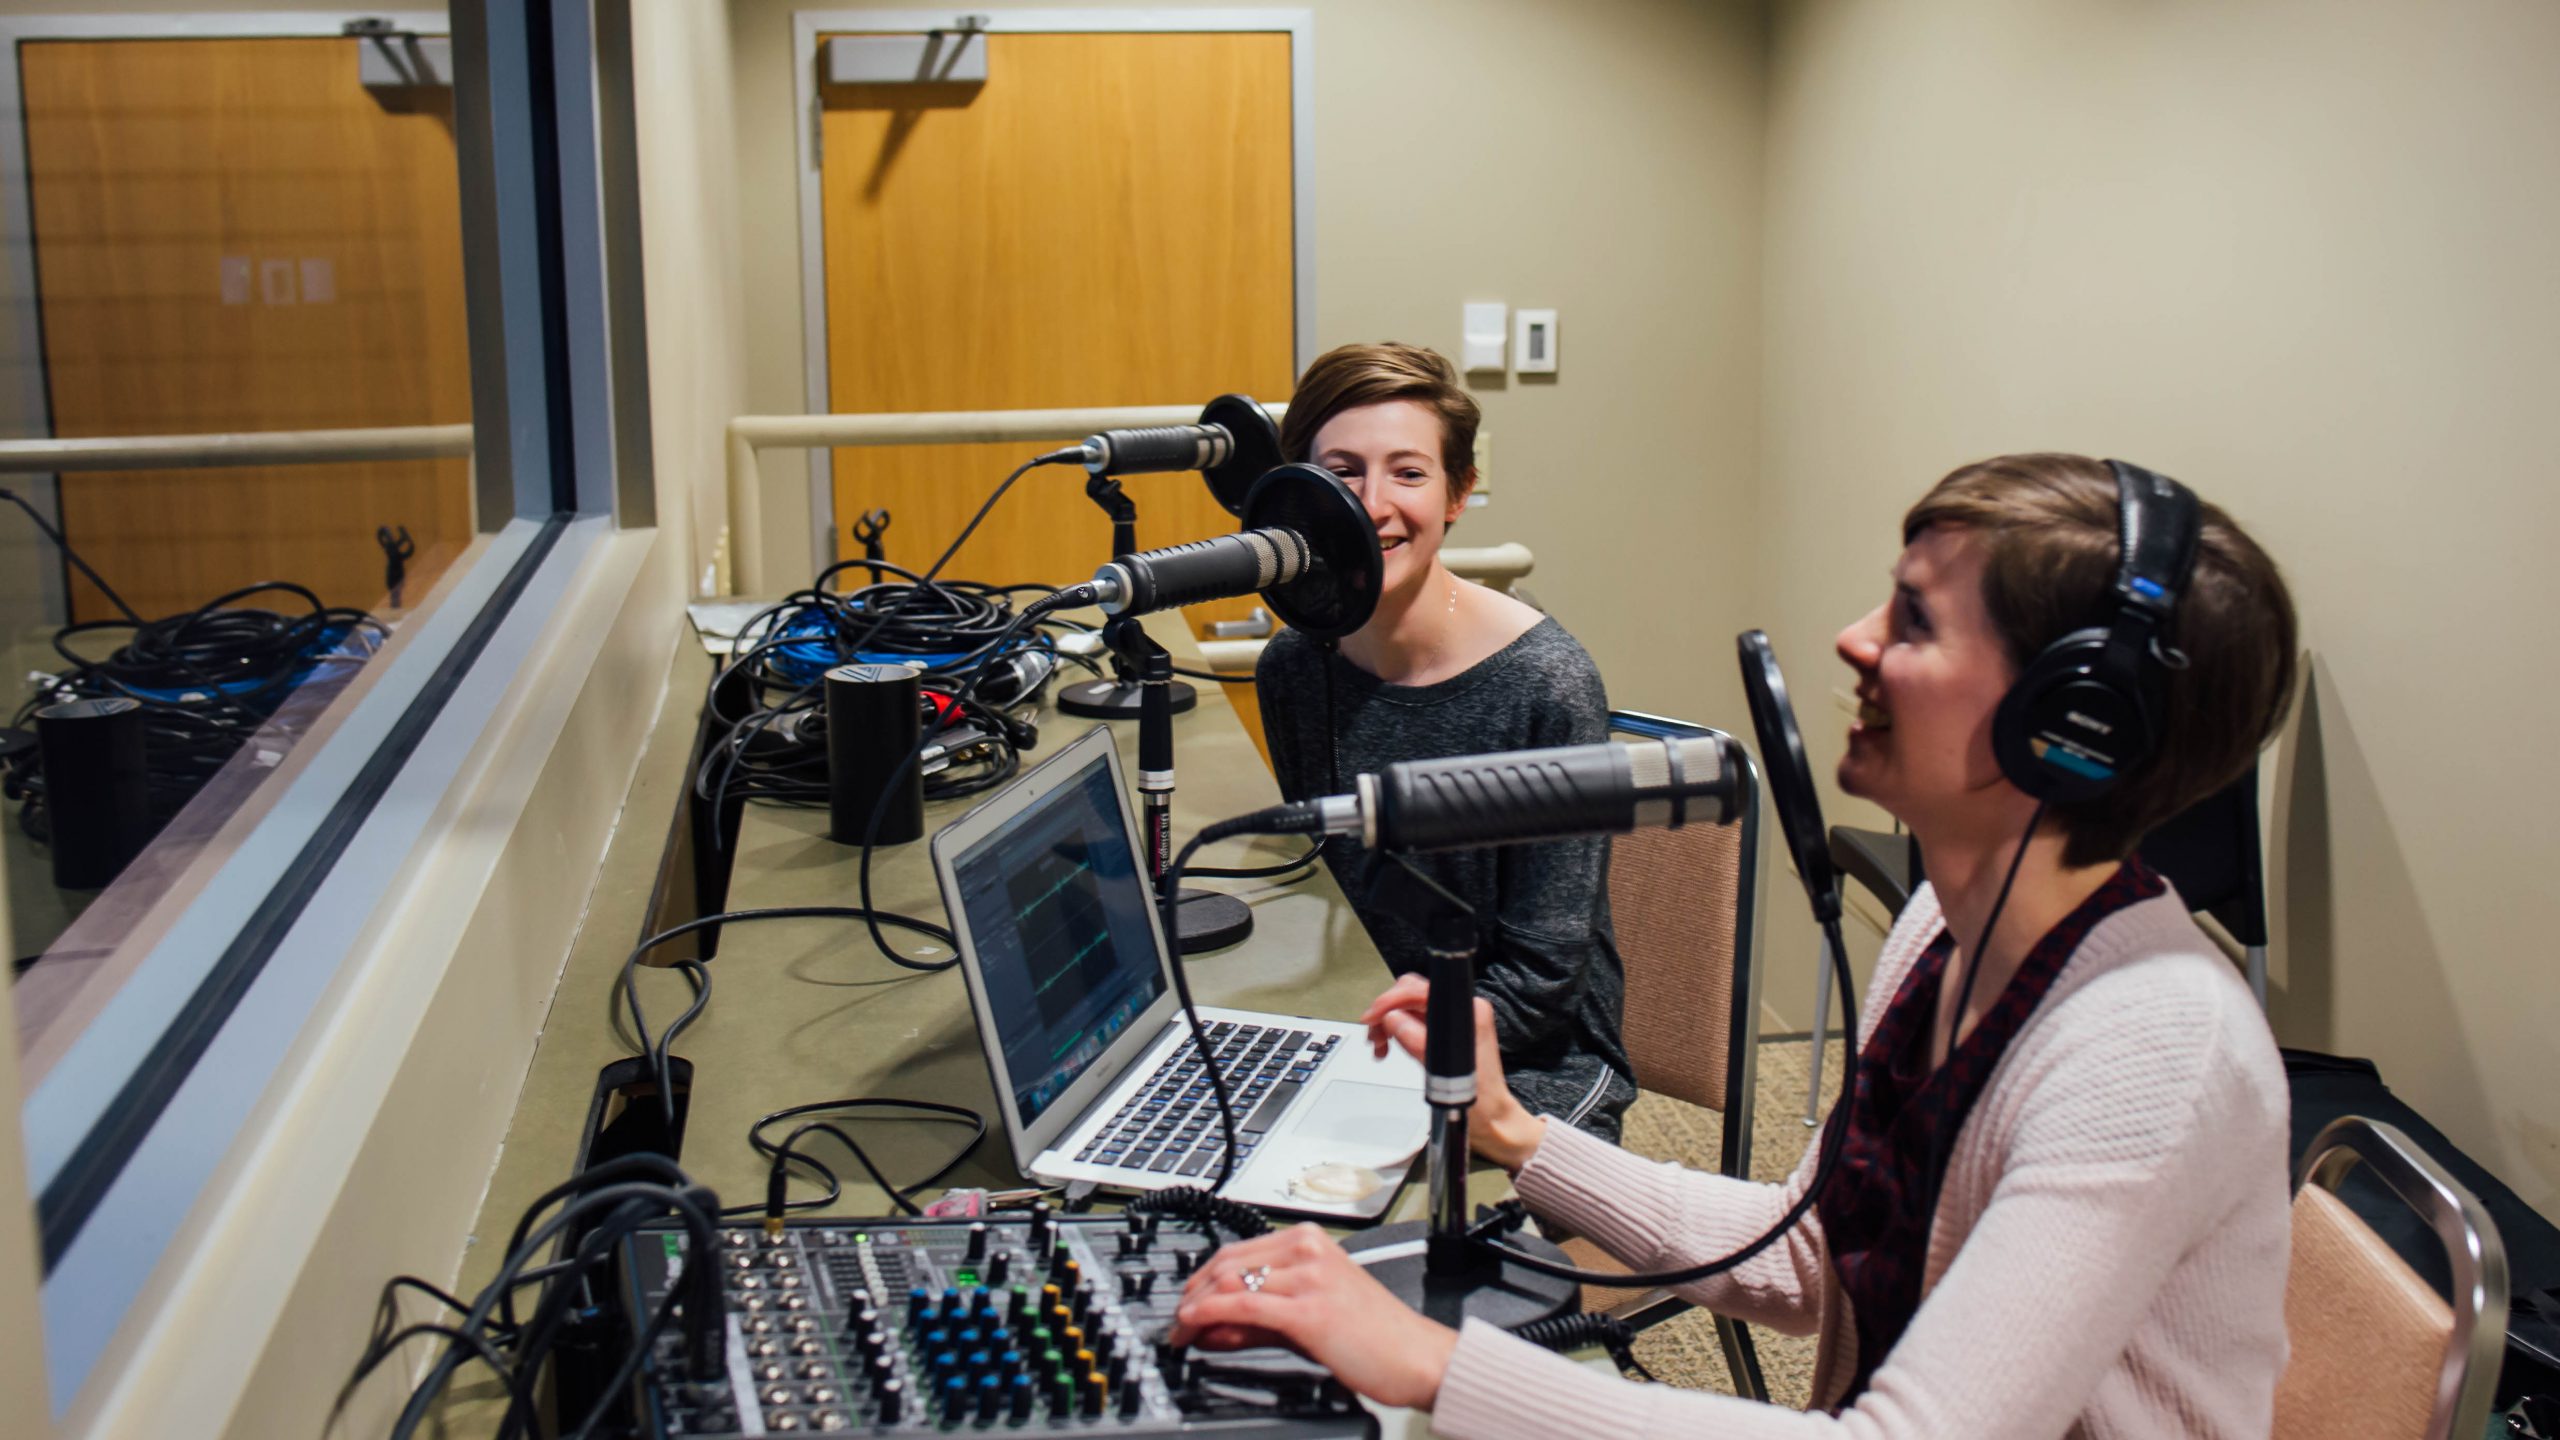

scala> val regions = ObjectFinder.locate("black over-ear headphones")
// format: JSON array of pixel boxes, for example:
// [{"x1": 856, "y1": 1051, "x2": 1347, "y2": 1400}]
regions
[{"x1": 1990, "y1": 459, "x2": 2201, "y2": 802}]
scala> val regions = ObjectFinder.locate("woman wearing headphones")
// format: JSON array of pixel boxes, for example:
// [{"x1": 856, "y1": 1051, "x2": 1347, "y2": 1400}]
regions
[
  {"x1": 1255, "y1": 342, "x2": 1637, "y2": 1142},
  {"x1": 1183, "y1": 454, "x2": 2301, "y2": 1437}
]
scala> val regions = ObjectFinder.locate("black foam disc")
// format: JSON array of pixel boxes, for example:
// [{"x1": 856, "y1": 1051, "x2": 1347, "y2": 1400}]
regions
[
  {"x1": 1200, "y1": 394, "x2": 1282, "y2": 518},
  {"x1": 1242, "y1": 463, "x2": 1380, "y2": 641}
]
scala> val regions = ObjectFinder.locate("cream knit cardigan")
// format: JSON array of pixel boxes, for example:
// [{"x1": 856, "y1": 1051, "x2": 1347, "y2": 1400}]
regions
[{"x1": 1431, "y1": 881, "x2": 2292, "y2": 1439}]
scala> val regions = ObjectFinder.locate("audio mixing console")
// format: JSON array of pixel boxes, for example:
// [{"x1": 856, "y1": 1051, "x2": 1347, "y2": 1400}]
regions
[{"x1": 617, "y1": 1207, "x2": 1373, "y2": 1438}]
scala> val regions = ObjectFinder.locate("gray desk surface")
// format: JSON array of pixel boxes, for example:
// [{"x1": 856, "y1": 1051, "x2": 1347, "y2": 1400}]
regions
[{"x1": 438, "y1": 614, "x2": 1534, "y2": 1436}]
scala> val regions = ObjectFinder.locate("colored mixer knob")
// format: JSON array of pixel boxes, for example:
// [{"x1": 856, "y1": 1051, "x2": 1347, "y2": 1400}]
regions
[
  {"x1": 1081, "y1": 1374, "x2": 1106, "y2": 1417},
  {"x1": 907, "y1": 1286, "x2": 930, "y2": 1321},
  {"x1": 877, "y1": 1378, "x2": 904, "y2": 1424},
  {"x1": 1008, "y1": 1374, "x2": 1036, "y2": 1421},
  {"x1": 942, "y1": 1374, "x2": 970, "y2": 1411},
  {"x1": 966, "y1": 1222, "x2": 988, "y2": 1260},
  {"x1": 989, "y1": 1252, "x2": 1012, "y2": 1286},
  {"x1": 1119, "y1": 1375, "x2": 1143, "y2": 1416}
]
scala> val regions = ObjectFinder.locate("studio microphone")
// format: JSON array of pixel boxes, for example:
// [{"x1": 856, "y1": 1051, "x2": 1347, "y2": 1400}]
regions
[
  {"x1": 1076, "y1": 394, "x2": 1280, "y2": 516},
  {"x1": 1236, "y1": 734, "x2": 1745, "y2": 853},
  {"x1": 1082, "y1": 462, "x2": 1385, "y2": 642},
  {"x1": 1078, "y1": 422, "x2": 1236, "y2": 475},
  {"x1": 1090, "y1": 528, "x2": 1312, "y2": 616}
]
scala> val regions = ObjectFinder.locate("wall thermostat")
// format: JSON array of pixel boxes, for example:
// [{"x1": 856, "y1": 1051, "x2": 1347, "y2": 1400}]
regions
[{"x1": 1514, "y1": 309, "x2": 1558, "y2": 373}]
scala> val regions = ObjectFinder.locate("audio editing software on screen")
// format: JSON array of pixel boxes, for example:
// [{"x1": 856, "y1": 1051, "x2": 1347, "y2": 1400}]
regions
[{"x1": 954, "y1": 761, "x2": 1166, "y2": 1124}]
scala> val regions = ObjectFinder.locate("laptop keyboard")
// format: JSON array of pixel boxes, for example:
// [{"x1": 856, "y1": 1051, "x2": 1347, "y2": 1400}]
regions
[{"x1": 1071, "y1": 1021, "x2": 1340, "y2": 1180}]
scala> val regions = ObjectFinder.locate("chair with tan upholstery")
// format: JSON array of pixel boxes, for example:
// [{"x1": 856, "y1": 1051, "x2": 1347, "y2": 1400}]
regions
[
  {"x1": 2274, "y1": 1115, "x2": 2509, "y2": 1440},
  {"x1": 1554, "y1": 711, "x2": 1769, "y2": 1398}
]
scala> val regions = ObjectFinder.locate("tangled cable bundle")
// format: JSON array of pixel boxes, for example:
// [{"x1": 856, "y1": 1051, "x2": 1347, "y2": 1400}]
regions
[{"x1": 5, "y1": 580, "x2": 384, "y2": 844}]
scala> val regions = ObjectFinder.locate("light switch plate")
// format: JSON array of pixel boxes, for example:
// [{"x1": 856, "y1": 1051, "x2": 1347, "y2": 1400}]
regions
[
  {"x1": 1462, "y1": 302, "x2": 1508, "y2": 372},
  {"x1": 1514, "y1": 309, "x2": 1558, "y2": 373}
]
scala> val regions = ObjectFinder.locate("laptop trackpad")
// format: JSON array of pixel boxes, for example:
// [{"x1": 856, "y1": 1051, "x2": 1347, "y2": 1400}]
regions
[{"x1": 1288, "y1": 1080, "x2": 1425, "y2": 1158}]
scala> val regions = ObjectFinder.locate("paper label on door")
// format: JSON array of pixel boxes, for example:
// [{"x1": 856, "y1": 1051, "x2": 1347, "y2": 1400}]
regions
[
  {"x1": 299, "y1": 257, "x2": 335, "y2": 303},
  {"x1": 260, "y1": 258, "x2": 297, "y2": 306},
  {"x1": 219, "y1": 256, "x2": 251, "y2": 305}
]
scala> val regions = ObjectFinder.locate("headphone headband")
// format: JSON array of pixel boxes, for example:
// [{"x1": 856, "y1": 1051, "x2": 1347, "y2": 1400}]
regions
[{"x1": 2105, "y1": 459, "x2": 2201, "y2": 624}]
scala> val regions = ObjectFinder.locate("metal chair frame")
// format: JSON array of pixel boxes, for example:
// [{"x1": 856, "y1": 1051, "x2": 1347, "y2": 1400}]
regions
[{"x1": 2293, "y1": 1115, "x2": 2510, "y2": 1440}]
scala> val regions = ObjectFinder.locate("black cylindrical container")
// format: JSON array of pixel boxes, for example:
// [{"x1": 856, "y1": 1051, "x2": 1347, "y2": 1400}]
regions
[
  {"x1": 37, "y1": 696, "x2": 151, "y2": 890},
  {"x1": 827, "y1": 662, "x2": 924, "y2": 845}
]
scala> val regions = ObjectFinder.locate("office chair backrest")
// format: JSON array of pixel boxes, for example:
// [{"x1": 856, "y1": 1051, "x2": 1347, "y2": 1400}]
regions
[
  {"x1": 2138, "y1": 758, "x2": 2267, "y2": 946},
  {"x1": 2274, "y1": 1116, "x2": 2509, "y2": 1440},
  {"x1": 1604, "y1": 714, "x2": 1763, "y2": 1179}
]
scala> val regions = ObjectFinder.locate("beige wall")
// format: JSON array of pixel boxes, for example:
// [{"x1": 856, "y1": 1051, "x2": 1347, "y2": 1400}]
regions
[
  {"x1": 1754, "y1": 0, "x2": 2560, "y2": 1212},
  {"x1": 727, "y1": 0, "x2": 1768, "y2": 732}
]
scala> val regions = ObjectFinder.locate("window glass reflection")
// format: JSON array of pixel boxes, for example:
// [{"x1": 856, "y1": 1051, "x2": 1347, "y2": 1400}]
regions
[{"x1": 1, "y1": 27, "x2": 469, "y2": 1053}]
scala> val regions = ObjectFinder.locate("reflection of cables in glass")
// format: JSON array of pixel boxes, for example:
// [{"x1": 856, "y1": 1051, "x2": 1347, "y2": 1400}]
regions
[{"x1": 1, "y1": 491, "x2": 385, "y2": 853}]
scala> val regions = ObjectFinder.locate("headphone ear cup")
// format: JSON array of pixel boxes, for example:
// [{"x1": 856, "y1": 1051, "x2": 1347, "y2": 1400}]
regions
[{"x1": 1995, "y1": 630, "x2": 2152, "y2": 802}]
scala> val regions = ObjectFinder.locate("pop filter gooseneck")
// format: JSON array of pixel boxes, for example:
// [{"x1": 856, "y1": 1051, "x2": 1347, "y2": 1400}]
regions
[{"x1": 1239, "y1": 463, "x2": 1381, "y2": 641}]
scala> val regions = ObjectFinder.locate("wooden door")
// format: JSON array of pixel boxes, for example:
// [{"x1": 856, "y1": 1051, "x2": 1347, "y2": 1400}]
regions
[
  {"x1": 21, "y1": 37, "x2": 473, "y2": 623},
  {"x1": 819, "y1": 29, "x2": 1295, "y2": 640}
]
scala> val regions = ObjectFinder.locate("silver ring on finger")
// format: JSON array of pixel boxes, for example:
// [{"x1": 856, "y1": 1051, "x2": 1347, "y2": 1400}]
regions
[{"x1": 1240, "y1": 1264, "x2": 1271, "y2": 1294}]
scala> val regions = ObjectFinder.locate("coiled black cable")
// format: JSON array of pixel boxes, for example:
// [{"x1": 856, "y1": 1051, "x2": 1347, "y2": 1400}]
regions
[
  {"x1": 1126, "y1": 1184, "x2": 1274, "y2": 1240},
  {"x1": 1506, "y1": 1313, "x2": 1659, "y2": 1382},
  {"x1": 4, "y1": 562, "x2": 383, "y2": 847}
]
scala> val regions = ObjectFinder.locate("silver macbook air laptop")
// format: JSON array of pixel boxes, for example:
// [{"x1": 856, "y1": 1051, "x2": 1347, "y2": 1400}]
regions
[{"x1": 930, "y1": 723, "x2": 1427, "y2": 1222}]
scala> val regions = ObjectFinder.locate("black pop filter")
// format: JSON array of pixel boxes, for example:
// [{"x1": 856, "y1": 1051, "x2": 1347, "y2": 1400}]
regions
[
  {"x1": 1738, "y1": 630, "x2": 1843, "y2": 925},
  {"x1": 1200, "y1": 394, "x2": 1282, "y2": 517},
  {"x1": 1242, "y1": 463, "x2": 1380, "y2": 641}
]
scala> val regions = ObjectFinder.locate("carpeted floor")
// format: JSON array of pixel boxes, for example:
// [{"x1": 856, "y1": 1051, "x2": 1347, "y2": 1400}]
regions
[{"x1": 1610, "y1": 1033, "x2": 1848, "y2": 1406}]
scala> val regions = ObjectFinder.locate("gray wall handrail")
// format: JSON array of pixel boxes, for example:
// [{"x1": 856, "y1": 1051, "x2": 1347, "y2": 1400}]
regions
[
  {"x1": 0, "y1": 423, "x2": 474, "y2": 473},
  {"x1": 725, "y1": 403, "x2": 1296, "y2": 593}
]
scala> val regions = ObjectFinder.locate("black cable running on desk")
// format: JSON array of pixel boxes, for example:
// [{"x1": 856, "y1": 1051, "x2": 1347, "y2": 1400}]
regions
[
  {"x1": 616, "y1": 906, "x2": 957, "y2": 1132},
  {"x1": 740, "y1": 1096, "x2": 988, "y2": 1221}
]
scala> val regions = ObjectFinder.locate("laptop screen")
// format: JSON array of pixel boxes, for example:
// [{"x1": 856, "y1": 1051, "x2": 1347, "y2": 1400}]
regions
[{"x1": 947, "y1": 749, "x2": 1169, "y2": 1126}]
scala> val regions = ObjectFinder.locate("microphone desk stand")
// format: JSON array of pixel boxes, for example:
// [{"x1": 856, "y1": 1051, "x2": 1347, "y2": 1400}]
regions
[
  {"x1": 1340, "y1": 854, "x2": 1580, "y2": 1329},
  {"x1": 1056, "y1": 471, "x2": 1197, "y2": 719},
  {"x1": 1104, "y1": 611, "x2": 1253, "y2": 954}
]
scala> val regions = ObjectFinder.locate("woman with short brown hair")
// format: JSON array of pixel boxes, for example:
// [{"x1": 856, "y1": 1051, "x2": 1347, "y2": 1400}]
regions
[
  {"x1": 1187, "y1": 453, "x2": 2301, "y2": 1440},
  {"x1": 1257, "y1": 341, "x2": 1637, "y2": 1141}
]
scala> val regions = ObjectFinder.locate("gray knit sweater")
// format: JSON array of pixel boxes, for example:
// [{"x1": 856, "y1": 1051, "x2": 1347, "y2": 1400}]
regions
[{"x1": 1255, "y1": 618, "x2": 1636, "y2": 1141}]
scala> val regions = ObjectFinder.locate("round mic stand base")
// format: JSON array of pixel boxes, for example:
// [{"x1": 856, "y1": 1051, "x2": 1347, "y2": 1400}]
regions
[
  {"x1": 1056, "y1": 675, "x2": 1197, "y2": 720},
  {"x1": 1171, "y1": 887, "x2": 1253, "y2": 953},
  {"x1": 1342, "y1": 1222, "x2": 1581, "y2": 1331}
]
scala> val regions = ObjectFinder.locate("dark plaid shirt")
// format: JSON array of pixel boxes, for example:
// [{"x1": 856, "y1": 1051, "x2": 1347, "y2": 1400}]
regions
[{"x1": 1816, "y1": 857, "x2": 2167, "y2": 1407}]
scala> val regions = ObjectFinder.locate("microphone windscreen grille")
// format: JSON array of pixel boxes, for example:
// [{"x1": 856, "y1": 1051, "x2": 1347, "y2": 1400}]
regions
[
  {"x1": 1624, "y1": 739, "x2": 1671, "y2": 792},
  {"x1": 1669, "y1": 736, "x2": 1726, "y2": 789}
]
